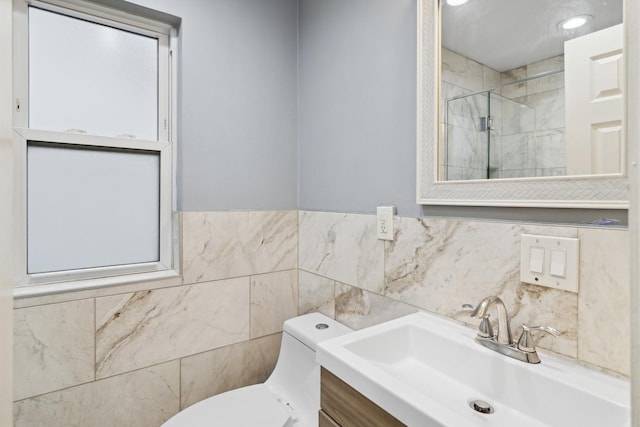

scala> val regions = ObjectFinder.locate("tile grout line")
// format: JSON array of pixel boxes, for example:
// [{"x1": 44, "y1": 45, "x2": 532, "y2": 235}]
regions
[{"x1": 93, "y1": 297, "x2": 97, "y2": 382}]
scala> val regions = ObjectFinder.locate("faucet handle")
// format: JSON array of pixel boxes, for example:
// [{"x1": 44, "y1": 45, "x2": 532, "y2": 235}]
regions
[
  {"x1": 477, "y1": 314, "x2": 494, "y2": 339},
  {"x1": 517, "y1": 324, "x2": 561, "y2": 353},
  {"x1": 461, "y1": 304, "x2": 476, "y2": 313},
  {"x1": 462, "y1": 305, "x2": 494, "y2": 338}
]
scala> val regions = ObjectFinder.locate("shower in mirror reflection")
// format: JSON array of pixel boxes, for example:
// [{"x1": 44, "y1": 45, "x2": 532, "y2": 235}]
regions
[{"x1": 439, "y1": 0, "x2": 624, "y2": 181}]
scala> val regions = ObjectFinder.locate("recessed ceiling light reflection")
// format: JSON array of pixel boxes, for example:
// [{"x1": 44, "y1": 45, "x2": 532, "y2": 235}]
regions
[
  {"x1": 447, "y1": 0, "x2": 469, "y2": 6},
  {"x1": 560, "y1": 15, "x2": 589, "y2": 30}
]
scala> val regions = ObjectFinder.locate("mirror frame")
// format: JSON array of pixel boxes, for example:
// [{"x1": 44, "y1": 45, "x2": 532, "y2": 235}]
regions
[{"x1": 417, "y1": 0, "x2": 629, "y2": 208}]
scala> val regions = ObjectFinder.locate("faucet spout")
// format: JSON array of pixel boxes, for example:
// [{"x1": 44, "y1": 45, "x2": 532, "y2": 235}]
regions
[{"x1": 470, "y1": 296, "x2": 512, "y2": 345}]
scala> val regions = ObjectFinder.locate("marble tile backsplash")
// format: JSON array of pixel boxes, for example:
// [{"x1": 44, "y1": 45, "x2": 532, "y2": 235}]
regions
[
  {"x1": 13, "y1": 209, "x2": 630, "y2": 426},
  {"x1": 299, "y1": 210, "x2": 629, "y2": 376}
]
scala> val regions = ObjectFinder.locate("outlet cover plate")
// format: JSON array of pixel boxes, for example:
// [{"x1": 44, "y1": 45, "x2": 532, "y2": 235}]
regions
[
  {"x1": 376, "y1": 206, "x2": 396, "y2": 241},
  {"x1": 520, "y1": 234, "x2": 579, "y2": 293}
]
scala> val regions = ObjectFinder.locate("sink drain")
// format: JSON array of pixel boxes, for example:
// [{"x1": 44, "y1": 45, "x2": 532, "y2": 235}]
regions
[{"x1": 468, "y1": 399, "x2": 494, "y2": 415}]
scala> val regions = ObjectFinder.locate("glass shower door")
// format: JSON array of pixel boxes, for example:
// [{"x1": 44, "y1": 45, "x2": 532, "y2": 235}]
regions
[{"x1": 444, "y1": 92, "x2": 490, "y2": 180}]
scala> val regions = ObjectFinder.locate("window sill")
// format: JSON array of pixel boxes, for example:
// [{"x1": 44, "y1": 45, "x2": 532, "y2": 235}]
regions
[{"x1": 13, "y1": 269, "x2": 182, "y2": 309}]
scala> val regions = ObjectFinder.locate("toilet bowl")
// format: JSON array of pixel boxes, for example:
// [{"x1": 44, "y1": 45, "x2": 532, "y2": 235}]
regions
[{"x1": 162, "y1": 313, "x2": 352, "y2": 427}]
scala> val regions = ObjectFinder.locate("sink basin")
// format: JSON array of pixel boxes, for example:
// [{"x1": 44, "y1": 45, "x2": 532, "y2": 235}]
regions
[{"x1": 316, "y1": 312, "x2": 630, "y2": 427}]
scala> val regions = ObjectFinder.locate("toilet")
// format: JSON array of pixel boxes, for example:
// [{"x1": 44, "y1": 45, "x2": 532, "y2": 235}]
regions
[{"x1": 162, "y1": 313, "x2": 353, "y2": 427}]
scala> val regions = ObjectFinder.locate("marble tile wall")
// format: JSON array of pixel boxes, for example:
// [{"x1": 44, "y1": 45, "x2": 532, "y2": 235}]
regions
[
  {"x1": 13, "y1": 208, "x2": 630, "y2": 426},
  {"x1": 13, "y1": 210, "x2": 299, "y2": 426},
  {"x1": 299, "y1": 211, "x2": 630, "y2": 377}
]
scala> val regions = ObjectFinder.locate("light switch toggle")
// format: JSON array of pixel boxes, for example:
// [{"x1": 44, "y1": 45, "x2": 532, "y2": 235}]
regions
[
  {"x1": 529, "y1": 247, "x2": 544, "y2": 274},
  {"x1": 550, "y1": 249, "x2": 567, "y2": 278}
]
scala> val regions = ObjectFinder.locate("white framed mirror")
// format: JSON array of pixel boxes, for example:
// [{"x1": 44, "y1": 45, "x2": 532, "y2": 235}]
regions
[{"x1": 417, "y1": 0, "x2": 630, "y2": 208}]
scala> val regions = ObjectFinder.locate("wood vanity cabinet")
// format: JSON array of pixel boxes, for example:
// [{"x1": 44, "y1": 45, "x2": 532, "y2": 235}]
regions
[{"x1": 319, "y1": 367, "x2": 405, "y2": 427}]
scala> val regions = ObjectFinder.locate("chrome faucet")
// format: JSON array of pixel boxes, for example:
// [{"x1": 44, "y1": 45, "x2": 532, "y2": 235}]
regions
[
  {"x1": 463, "y1": 296, "x2": 560, "y2": 364},
  {"x1": 468, "y1": 296, "x2": 512, "y2": 345}
]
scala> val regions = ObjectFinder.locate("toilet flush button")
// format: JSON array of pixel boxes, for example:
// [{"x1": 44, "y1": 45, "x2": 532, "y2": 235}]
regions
[{"x1": 315, "y1": 323, "x2": 329, "y2": 330}]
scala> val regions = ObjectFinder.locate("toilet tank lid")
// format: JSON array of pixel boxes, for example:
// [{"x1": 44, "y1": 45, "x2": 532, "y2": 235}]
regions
[{"x1": 283, "y1": 313, "x2": 353, "y2": 352}]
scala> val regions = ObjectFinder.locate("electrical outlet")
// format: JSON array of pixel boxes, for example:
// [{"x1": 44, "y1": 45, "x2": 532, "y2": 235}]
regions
[{"x1": 377, "y1": 206, "x2": 396, "y2": 241}]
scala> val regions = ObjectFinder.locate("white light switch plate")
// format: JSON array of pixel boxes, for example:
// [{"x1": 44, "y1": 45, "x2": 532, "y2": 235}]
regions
[
  {"x1": 520, "y1": 234, "x2": 579, "y2": 293},
  {"x1": 376, "y1": 206, "x2": 396, "y2": 241}
]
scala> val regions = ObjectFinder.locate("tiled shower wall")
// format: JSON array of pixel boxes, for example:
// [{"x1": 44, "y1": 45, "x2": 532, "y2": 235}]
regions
[
  {"x1": 13, "y1": 210, "x2": 299, "y2": 427},
  {"x1": 13, "y1": 209, "x2": 630, "y2": 426},
  {"x1": 441, "y1": 48, "x2": 566, "y2": 179}
]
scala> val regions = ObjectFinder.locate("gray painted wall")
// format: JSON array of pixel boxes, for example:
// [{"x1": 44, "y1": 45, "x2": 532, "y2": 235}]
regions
[
  {"x1": 135, "y1": 0, "x2": 299, "y2": 212},
  {"x1": 298, "y1": 0, "x2": 420, "y2": 216},
  {"x1": 133, "y1": 0, "x2": 627, "y2": 224}
]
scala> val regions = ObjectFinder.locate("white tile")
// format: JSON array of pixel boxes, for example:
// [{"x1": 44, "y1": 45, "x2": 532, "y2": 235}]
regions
[
  {"x1": 299, "y1": 211, "x2": 384, "y2": 294},
  {"x1": 14, "y1": 361, "x2": 180, "y2": 427},
  {"x1": 180, "y1": 334, "x2": 281, "y2": 409},
  {"x1": 525, "y1": 88, "x2": 565, "y2": 131},
  {"x1": 299, "y1": 270, "x2": 336, "y2": 318},
  {"x1": 578, "y1": 228, "x2": 630, "y2": 375},
  {"x1": 441, "y1": 48, "x2": 484, "y2": 92},
  {"x1": 251, "y1": 270, "x2": 298, "y2": 338},
  {"x1": 182, "y1": 210, "x2": 297, "y2": 284},
  {"x1": 534, "y1": 130, "x2": 566, "y2": 169},
  {"x1": 95, "y1": 278, "x2": 250, "y2": 378},
  {"x1": 14, "y1": 299, "x2": 94, "y2": 401}
]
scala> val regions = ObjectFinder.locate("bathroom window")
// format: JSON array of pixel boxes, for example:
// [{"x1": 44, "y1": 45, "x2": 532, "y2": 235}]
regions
[{"x1": 13, "y1": 0, "x2": 177, "y2": 290}]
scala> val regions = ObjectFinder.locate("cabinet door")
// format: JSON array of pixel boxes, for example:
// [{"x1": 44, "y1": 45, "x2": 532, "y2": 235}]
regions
[
  {"x1": 565, "y1": 24, "x2": 624, "y2": 175},
  {"x1": 319, "y1": 409, "x2": 341, "y2": 427},
  {"x1": 321, "y1": 368, "x2": 405, "y2": 427}
]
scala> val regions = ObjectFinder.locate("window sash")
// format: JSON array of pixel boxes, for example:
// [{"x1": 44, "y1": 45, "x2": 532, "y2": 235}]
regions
[
  {"x1": 13, "y1": 0, "x2": 177, "y2": 290},
  {"x1": 13, "y1": 0, "x2": 171, "y2": 142},
  {"x1": 13, "y1": 128, "x2": 174, "y2": 287}
]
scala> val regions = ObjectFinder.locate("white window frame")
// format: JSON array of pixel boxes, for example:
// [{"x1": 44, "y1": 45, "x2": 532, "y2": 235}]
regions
[{"x1": 12, "y1": 0, "x2": 179, "y2": 294}]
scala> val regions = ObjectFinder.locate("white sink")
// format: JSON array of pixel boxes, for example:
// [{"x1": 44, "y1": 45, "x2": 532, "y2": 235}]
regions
[{"x1": 316, "y1": 311, "x2": 630, "y2": 427}]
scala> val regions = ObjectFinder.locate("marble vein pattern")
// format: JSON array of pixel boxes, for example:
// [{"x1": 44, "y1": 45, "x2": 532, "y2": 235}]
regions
[
  {"x1": 384, "y1": 217, "x2": 578, "y2": 357},
  {"x1": 523, "y1": 88, "x2": 565, "y2": 132},
  {"x1": 441, "y1": 48, "x2": 485, "y2": 92},
  {"x1": 14, "y1": 361, "x2": 180, "y2": 427},
  {"x1": 180, "y1": 333, "x2": 281, "y2": 409},
  {"x1": 299, "y1": 211, "x2": 384, "y2": 294},
  {"x1": 534, "y1": 130, "x2": 566, "y2": 169},
  {"x1": 182, "y1": 210, "x2": 298, "y2": 284},
  {"x1": 526, "y1": 55, "x2": 564, "y2": 95},
  {"x1": 335, "y1": 283, "x2": 416, "y2": 330},
  {"x1": 95, "y1": 278, "x2": 250, "y2": 379},
  {"x1": 577, "y1": 228, "x2": 630, "y2": 375},
  {"x1": 14, "y1": 299, "x2": 94, "y2": 401},
  {"x1": 251, "y1": 270, "x2": 299, "y2": 338},
  {"x1": 298, "y1": 270, "x2": 336, "y2": 318}
]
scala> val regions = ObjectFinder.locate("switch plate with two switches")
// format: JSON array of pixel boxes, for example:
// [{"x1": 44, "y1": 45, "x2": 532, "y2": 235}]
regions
[
  {"x1": 376, "y1": 206, "x2": 396, "y2": 240},
  {"x1": 520, "y1": 234, "x2": 579, "y2": 293}
]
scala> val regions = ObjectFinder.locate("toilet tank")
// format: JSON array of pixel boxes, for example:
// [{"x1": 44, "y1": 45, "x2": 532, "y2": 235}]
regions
[{"x1": 265, "y1": 313, "x2": 352, "y2": 427}]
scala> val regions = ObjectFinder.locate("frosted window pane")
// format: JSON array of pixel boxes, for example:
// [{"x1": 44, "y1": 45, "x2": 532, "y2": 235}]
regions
[
  {"x1": 29, "y1": 7, "x2": 158, "y2": 140},
  {"x1": 27, "y1": 144, "x2": 160, "y2": 274}
]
